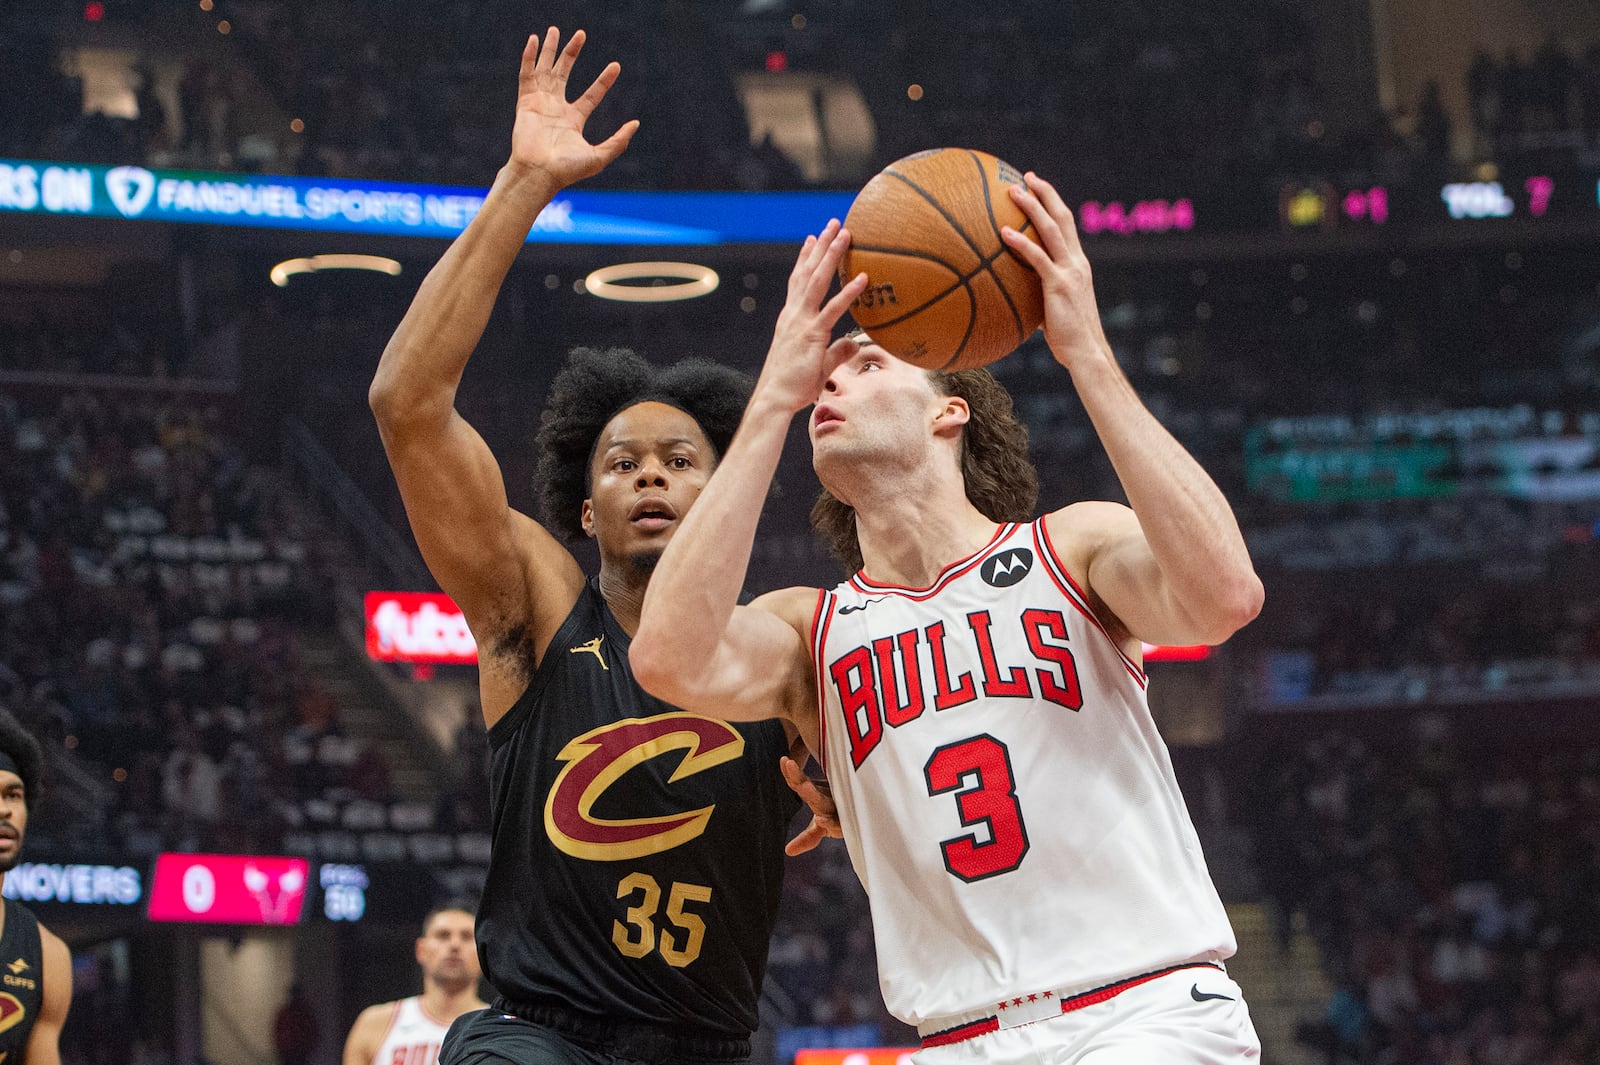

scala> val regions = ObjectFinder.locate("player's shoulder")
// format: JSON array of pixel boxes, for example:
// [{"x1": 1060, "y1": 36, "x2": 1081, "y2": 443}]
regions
[
  {"x1": 351, "y1": 999, "x2": 403, "y2": 1035},
  {"x1": 750, "y1": 585, "x2": 824, "y2": 630},
  {"x1": 1044, "y1": 501, "x2": 1138, "y2": 559}
]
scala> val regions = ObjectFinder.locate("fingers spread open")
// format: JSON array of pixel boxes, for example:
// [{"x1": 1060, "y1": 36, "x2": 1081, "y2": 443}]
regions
[
  {"x1": 537, "y1": 27, "x2": 561, "y2": 73},
  {"x1": 553, "y1": 28, "x2": 585, "y2": 82},
  {"x1": 518, "y1": 34, "x2": 541, "y2": 91},
  {"x1": 574, "y1": 61, "x2": 621, "y2": 119},
  {"x1": 595, "y1": 118, "x2": 640, "y2": 165}
]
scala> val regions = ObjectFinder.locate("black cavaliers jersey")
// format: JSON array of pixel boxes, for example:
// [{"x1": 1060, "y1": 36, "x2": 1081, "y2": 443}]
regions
[
  {"x1": 0, "y1": 900, "x2": 44, "y2": 1057},
  {"x1": 478, "y1": 577, "x2": 800, "y2": 1038}
]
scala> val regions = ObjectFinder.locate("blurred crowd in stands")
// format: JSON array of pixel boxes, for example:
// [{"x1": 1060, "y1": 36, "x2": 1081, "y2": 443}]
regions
[
  {"x1": 0, "y1": 377, "x2": 492, "y2": 859},
  {"x1": 5, "y1": 2, "x2": 1598, "y2": 192},
  {"x1": 1252, "y1": 720, "x2": 1600, "y2": 1064}
]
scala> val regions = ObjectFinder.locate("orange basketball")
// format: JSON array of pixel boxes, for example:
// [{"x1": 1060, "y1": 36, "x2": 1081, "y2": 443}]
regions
[{"x1": 839, "y1": 148, "x2": 1044, "y2": 371}]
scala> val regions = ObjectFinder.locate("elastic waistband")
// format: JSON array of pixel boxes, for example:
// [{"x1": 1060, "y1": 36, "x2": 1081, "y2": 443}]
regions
[
  {"x1": 918, "y1": 961, "x2": 1226, "y2": 1048},
  {"x1": 492, "y1": 998, "x2": 751, "y2": 1062}
]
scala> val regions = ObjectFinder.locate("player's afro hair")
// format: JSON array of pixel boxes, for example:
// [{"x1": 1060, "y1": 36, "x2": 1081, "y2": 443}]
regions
[
  {"x1": 535, "y1": 347, "x2": 753, "y2": 542},
  {"x1": 0, "y1": 709, "x2": 43, "y2": 805}
]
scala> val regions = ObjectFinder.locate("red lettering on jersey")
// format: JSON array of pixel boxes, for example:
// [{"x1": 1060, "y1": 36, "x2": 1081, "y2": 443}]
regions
[
  {"x1": 874, "y1": 629, "x2": 925, "y2": 727},
  {"x1": 831, "y1": 646, "x2": 882, "y2": 767},
  {"x1": 967, "y1": 611, "x2": 1031, "y2": 697},
  {"x1": 926, "y1": 620, "x2": 977, "y2": 710},
  {"x1": 1022, "y1": 608, "x2": 1083, "y2": 711},
  {"x1": 390, "y1": 1048, "x2": 407, "y2": 1065}
]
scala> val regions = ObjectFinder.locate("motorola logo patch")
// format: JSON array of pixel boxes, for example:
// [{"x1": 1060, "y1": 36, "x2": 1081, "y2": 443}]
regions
[{"x1": 981, "y1": 548, "x2": 1033, "y2": 588}]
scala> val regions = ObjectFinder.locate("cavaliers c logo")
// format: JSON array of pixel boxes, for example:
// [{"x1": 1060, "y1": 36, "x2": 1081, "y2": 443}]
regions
[
  {"x1": 544, "y1": 713, "x2": 745, "y2": 861},
  {"x1": 0, "y1": 991, "x2": 24, "y2": 1035}
]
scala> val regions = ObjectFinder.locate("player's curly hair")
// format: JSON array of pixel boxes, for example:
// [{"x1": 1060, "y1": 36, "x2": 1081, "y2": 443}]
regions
[
  {"x1": 535, "y1": 347, "x2": 753, "y2": 542},
  {"x1": 811, "y1": 367, "x2": 1039, "y2": 573},
  {"x1": 0, "y1": 709, "x2": 43, "y2": 805}
]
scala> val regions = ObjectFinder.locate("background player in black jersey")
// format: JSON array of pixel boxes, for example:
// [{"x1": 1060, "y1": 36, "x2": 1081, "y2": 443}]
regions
[
  {"x1": 369, "y1": 27, "x2": 836, "y2": 1065},
  {"x1": 0, "y1": 710, "x2": 72, "y2": 1065}
]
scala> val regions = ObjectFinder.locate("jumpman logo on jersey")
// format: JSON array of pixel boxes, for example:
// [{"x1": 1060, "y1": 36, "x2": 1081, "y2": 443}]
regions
[{"x1": 568, "y1": 635, "x2": 609, "y2": 670}]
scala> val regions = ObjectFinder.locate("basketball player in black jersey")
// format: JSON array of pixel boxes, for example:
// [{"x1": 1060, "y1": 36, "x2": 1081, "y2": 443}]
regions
[
  {"x1": 370, "y1": 28, "x2": 836, "y2": 1065},
  {"x1": 0, "y1": 711, "x2": 72, "y2": 1065}
]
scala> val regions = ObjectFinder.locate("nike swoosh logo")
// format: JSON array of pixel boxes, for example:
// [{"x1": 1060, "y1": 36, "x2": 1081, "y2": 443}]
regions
[
  {"x1": 838, "y1": 597, "x2": 888, "y2": 615},
  {"x1": 1191, "y1": 983, "x2": 1235, "y2": 1003}
]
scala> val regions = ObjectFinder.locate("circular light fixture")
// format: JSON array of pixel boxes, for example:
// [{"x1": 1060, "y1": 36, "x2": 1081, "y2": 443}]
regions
[
  {"x1": 270, "y1": 254, "x2": 402, "y2": 287},
  {"x1": 583, "y1": 261, "x2": 719, "y2": 303}
]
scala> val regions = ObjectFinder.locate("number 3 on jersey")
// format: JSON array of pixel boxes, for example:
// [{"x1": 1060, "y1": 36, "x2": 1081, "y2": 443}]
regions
[{"x1": 924, "y1": 735, "x2": 1029, "y2": 881}]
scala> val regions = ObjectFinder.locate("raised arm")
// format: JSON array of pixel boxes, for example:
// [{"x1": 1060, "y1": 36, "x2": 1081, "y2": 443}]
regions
[
  {"x1": 631, "y1": 223, "x2": 868, "y2": 741},
  {"x1": 368, "y1": 29, "x2": 637, "y2": 718},
  {"x1": 1002, "y1": 174, "x2": 1263, "y2": 647}
]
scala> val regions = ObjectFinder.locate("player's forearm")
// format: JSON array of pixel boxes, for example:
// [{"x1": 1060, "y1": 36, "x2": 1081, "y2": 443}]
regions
[
  {"x1": 369, "y1": 163, "x2": 560, "y2": 424},
  {"x1": 1070, "y1": 353, "x2": 1263, "y2": 630},
  {"x1": 635, "y1": 397, "x2": 792, "y2": 679}
]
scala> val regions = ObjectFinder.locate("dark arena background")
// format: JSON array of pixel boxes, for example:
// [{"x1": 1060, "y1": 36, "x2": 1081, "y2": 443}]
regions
[{"x1": 3, "y1": 0, "x2": 1600, "y2": 1062}]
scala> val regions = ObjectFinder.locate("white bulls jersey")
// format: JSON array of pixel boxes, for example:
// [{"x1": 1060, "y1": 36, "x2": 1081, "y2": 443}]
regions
[
  {"x1": 371, "y1": 997, "x2": 450, "y2": 1065},
  {"x1": 809, "y1": 520, "x2": 1235, "y2": 1026}
]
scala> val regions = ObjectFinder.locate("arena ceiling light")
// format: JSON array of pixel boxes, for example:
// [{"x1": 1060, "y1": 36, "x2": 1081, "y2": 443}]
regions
[
  {"x1": 270, "y1": 254, "x2": 402, "y2": 287},
  {"x1": 583, "y1": 261, "x2": 720, "y2": 303}
]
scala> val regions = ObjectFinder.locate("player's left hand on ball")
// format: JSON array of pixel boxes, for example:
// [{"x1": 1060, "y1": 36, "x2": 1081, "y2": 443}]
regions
[
  {"x1": 781, "y1": 755, "x2": 842, "y2": 856},
  {"x1": 1000, "y1": 172, "x2": 1113, "y2": 371},
  {"x1": 754, "y1": 220, "x2": 869, "y2": 417}
]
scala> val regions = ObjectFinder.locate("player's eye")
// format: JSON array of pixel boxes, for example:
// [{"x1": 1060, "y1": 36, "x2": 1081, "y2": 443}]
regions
[
  {"x1": 614, "y1": 459, "x2": 636, "y2": 472},
  {"x1": 670, "y1": 456, "x2": 691, "y2": 468},
  {"x1": 860, "y1": 361, "x2": 881, "y2": 372}
]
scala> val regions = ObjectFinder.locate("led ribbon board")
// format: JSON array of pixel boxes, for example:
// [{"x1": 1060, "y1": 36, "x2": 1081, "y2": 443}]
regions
[{"x1": 0, "y1": 157, "x2": 854, "y2": 245}]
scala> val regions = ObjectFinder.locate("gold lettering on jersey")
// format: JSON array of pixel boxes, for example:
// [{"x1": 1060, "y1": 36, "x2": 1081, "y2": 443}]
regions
[
  {"x1": 0, "y1": 976, "x2": 33, "y2": 992},
  {"x1": 611, "y1": 873, "x2": 713, "y2": 968},
  {"x1": 568, "y1": 635, "x2": 609, "y2": 670},
  {"x1": 544, "y1": 713, "x2": 745, "y2": 861}
]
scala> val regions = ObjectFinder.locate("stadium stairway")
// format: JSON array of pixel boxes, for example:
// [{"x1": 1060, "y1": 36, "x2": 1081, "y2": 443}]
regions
[
  {"x1": 298, "y1": 631, "x2": 444, "y2": 803},
  {"x1": 1224, "y1": 902, "x2": 1329, "y2": 1065}
]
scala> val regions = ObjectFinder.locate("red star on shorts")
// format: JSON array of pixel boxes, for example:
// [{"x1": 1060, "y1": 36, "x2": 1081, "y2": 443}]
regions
[
  {"x1": 1012, "y1": 998, "x2": 1024, "y2": 1007},
  {"x1": 1043, "y1": 991, "x2": 1054, "y2": 999},
  {"x1": 1027, "y1": 994, "x2": 1038, "y2": 1003},
  {"x1": 997, "y1": 1001, "x2": 1008, "y2": 1011}
]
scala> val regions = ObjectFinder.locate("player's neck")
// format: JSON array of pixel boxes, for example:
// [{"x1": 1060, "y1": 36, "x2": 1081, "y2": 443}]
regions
[
  {"x1": 420, "y1": 981, "x2": 481, "y2": 1022},
  {"x1": 596, "y1": 563, "x2": 651, "y2": 636},
  {"x1": 854, "y1": 487, "x2": 998, "y2": 589}
]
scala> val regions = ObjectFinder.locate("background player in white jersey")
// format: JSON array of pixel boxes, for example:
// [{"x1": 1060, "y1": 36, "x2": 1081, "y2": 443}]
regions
[
  {"x1": 631, "y1": 175, "x2": 1265, "y2": 1062},
  {"x1": 342, "y1": 905, "x2": 485, "y2": 1065}
]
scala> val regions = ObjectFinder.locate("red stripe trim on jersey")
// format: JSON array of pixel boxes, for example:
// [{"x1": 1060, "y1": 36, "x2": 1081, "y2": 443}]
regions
[
  {"x1": 810, "y1": 588, "x2": 833, "y2": 776},
  {"x1": 1032, "y1": 520, "x2": 1148, "y2": 688},
  {"x1": 415, "y1": 996, "x2": 452, "y2": 1028},
  {"x1": 369, "y1": 1000, "x2": 403, "y2": 1065},
  {"x1": 848, "y1": 523, "x2": 1019, "y2": 599},
  {"x1": 918, "y1": 962, "x2": 1224, "y2": 1048}
]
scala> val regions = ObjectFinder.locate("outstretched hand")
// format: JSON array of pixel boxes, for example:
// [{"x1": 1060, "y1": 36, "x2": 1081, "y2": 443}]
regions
[
  {"x1": 510, "y1": 28, "x2": 639, "y2": 188},
  {"x1": 754, "y1": 220, "x2": 869, "y2": 415},
  {"x1": 1000, "y1": 172, "x2": 1113, "y2": 372},
  {"x1": 782, "y1": 755, "x2": 842, "y2": 856}
]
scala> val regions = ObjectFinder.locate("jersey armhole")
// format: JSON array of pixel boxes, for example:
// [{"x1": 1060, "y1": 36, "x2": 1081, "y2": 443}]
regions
[
  {"x1": 808, "y1": 588, "x2": 832, "y2": 776},
  {"x1": 1032, "y1": 518, "x2": 1149, "y2": 688},
  {"x1": 487, "y1": 586, "x2": 598, "y2": 749}
]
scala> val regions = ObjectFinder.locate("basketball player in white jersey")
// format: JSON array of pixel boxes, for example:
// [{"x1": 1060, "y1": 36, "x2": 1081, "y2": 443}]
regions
[
  {"x1": 631, "y1": 173, "x2": 1264, "y2": 1062},
  {"x1": 343, "y1": 905, "x2": 486, "y2": 1065}
]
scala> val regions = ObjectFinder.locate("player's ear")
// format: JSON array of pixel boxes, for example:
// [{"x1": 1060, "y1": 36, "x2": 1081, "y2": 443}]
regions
[
  {"x1": 415, "y1": 937, "x2": 428, "y2": 965},
  {"x1": 932, "y1": 395, "x2": 970, "y2": 438},
  {"x1": 580, "y1": 500, "x2": 595, "y2": 538}
]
